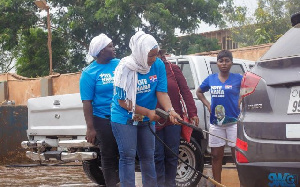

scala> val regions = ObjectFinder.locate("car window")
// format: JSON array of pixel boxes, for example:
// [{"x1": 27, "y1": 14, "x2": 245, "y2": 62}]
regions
[
  {"x1": 178, "y1": 61, "x2": 195, "y2": 90},
  {"x1": 210, "y1": 62, "x2": 245, "y2": 75}
]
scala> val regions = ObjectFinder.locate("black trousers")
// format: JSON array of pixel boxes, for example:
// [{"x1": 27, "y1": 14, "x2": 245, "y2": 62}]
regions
[{"x1": 93, "y1": 116, "x2": 119, "y2": 187}]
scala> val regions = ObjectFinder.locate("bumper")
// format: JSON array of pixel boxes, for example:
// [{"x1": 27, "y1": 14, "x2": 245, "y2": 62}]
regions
[
  {"x1": 22, "y1": 139, "x2": 97, "y2": 162},
  {"x1": 21, "y1": 139, "x2": 94, "y2": 149},
  {"x1": 236, "y1": 162, "x2": 300, "y2": 187},
  {"x1": 26, "y1": 151, "x2": 97, "y2": 161}
]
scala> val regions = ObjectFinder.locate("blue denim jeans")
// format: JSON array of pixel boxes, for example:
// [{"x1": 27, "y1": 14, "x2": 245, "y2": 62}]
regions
[
  {"x1": 154, "y1": 125, "x2": 181, "y2": 187},
  {"x1": 111, "y1": 121, "x2": 158, "y2": 187}
]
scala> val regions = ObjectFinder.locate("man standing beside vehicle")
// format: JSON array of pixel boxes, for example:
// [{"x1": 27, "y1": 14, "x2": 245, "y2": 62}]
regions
[{"x1": 196, "y1": 50, "x2": 242, "y2": 184}]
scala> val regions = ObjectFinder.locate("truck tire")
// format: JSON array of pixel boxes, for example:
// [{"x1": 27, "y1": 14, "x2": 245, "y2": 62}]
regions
[
  {"x1": 82, "y1": 158, "x2": 106, "y2": 185},
  {"x1": 176, "y1": 137, "x2": 204, "y2": 187}
]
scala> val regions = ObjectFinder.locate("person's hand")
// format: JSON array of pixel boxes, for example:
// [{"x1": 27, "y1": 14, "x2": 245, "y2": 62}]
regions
[
  {"x1": 169, "y1": 110, "x2": 182, "y2": 125},
  {"x1": 133, "y1": 114, "x2": 144, "y2": 121},
  {"x1": 190, "y1": 116, "x2": 199, "y2": 127},
  {"x1": 206, "y1": 104, "x2": 211, "y2": 113},
  {"x1": 147, "y1": 110, "x2": 161, "y2": 121},
  {"x1": 86, "y1": 127, "x2": 97, "y2": 145}
]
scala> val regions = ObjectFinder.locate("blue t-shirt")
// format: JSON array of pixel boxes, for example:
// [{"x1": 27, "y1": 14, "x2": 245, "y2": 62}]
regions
[
  {"x1": 111, "y1": 58, "x2": 167, "y2": 125},
  {"x1": 80, "y1": 58, "x2": 120, "y2": 118},
  {"x1": 200, "y1": 73, "x2": 243, "y2": 126}
]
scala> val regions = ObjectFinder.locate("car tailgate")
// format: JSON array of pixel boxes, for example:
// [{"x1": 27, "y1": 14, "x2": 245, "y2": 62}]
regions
[{"x1": 27, "y1": 93, "x2": 86, "y2": 136}]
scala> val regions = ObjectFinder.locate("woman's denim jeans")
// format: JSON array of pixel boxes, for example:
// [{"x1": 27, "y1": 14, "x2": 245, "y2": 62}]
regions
[
  {"x1": 111, "y1": 121, "x2": 158, "y2": 187},
  {"x1": 154, "y1": 125, "x2": 181, "y2": 187}
]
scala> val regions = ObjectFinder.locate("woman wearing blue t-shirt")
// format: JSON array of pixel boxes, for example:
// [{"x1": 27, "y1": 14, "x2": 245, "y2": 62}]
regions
[
  {"x1": 111, "y1": 31, "x2": 181, "y2": 187},
  {"x1": 80, "y1": 34, "x2": 120, "y2": 187},
  {"x1": 196, "y1": 50, "x2": 242, "y2": 184}
]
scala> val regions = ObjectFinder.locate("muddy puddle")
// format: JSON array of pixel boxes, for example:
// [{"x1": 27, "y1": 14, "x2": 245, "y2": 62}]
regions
[
  {"x1": 0, "y1": 162, "x2": 239, "y2": 187},
  {"x1": 0, "y1": 162, "x2": 98, "y2": 186}
]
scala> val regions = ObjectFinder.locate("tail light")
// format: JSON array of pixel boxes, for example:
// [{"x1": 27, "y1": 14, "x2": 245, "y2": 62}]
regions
[
  {"x1": 236, "y1": 150, "x2": 249, "y2": 163},
  {"x1": 236, "y1": 138, "x2": 249, "y2": 163},
  {"x1": 240, "y1": 72, "x2": 261, "y2": 97}
]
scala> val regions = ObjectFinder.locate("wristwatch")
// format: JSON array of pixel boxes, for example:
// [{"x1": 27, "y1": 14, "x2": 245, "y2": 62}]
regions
[{"x1": 167, "y1": 107, "x2": 175, "y2": 113}]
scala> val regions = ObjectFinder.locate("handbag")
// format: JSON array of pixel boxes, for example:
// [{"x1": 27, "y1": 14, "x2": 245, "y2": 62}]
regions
[
  {"x1": 181, "y1": 105, "x2": 193, "y2": 142},
  {"x1": 167, "y1": 62, "x2": 193, "y2": 142}
]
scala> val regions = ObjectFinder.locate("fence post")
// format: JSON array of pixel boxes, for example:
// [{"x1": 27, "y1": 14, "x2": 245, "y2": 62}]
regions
[
  {"x1": 0, "y1": 81, "x2": 8, "y2": 103},
  {"x1": 40, "y1": 78, "x2": 53, "y2": 97}
]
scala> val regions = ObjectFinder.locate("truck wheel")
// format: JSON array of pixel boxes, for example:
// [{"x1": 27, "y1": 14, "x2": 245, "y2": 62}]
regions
[
  {"x1": 82, "y1": 158, "x2": 105, "y2": 185},
  {"x1": 176, "y1": 137, "x2": 204, "y2": 187}
]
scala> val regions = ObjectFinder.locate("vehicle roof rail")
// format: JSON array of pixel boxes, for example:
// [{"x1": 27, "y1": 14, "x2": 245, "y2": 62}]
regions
[{"x1": 167, "y1": 55, "x2": 186, "y2": 60}]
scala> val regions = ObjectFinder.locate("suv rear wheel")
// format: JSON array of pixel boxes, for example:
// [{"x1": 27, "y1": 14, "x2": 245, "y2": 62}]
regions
[
  {"x1": 82, "y1": 158, "x2": 106, "y2": 185},
  {"x1": 176, "y1": 137, "x2": 204, "y2": 187}
]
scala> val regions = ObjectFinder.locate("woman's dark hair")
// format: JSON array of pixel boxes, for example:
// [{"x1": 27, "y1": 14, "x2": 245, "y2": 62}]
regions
[{"x1": 217, "y1": 50, "x2": 233, "y2": 61}]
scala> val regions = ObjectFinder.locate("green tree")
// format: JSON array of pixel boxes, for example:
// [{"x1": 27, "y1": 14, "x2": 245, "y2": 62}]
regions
[
  {"x1": 0, "y1": 0, "x2": 37, "y2": 51},
  {"x1": 2, "y1": 0, "x2": 229, "y2": 77},
  {"x1": 51, "y1": 0, "x2": 227, "y2": 56},
  {"x1": 173, "y1": 34, "x2": 221, "y2": 55},
  {"x1": 227, "y1": 0, "x2": 300, "y2": 46},
  {"x1": 0, "y1": 47, "x2": 15, "y2": 73},
  {"x1": 15, "y1": 28, "x2": 73, "y2": 77}
]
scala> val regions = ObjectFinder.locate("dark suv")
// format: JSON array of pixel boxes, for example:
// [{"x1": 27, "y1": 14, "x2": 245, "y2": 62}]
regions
[{"x1": 236, "y1": 13, "x2": 300, "y2": 187}]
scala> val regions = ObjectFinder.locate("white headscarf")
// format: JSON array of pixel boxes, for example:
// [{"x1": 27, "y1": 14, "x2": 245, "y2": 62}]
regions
[
  {"x1": 88, "y1": 33, "x2": 112, "y2": 57},
  {"x1": 114, "y1": 31, "x2": 159, "y2": 115}
]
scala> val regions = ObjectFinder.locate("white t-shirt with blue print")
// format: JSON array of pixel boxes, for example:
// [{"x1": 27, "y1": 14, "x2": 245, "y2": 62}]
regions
[
  {"x1": 80, "y1": 58, "x2": 120, "y2": 118},
  {"x1": 111, "y1": 58, "x2": 167, "y2": 125},
  {"x1": 200, "y1": 73, "x2": 243, "y2": 126}
]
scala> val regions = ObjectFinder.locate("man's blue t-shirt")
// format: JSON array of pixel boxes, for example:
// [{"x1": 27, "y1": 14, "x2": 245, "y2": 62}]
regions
[
  {"x1": 200, "y1": 73, "x2": 243, "y2": 126},
  {"x1": 111, "y1": 58, "x2": 167, "y2": 125},
  {"x1": 80, "y1": 58, "x2": 120, "y2": 118}
]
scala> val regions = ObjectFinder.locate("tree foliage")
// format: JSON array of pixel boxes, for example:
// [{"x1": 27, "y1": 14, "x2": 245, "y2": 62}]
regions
[
  {"x1": 0, "y1": 47, "x2": 15, "y2": 73},
  {"x1": 50, "y1": 0, "x2": 227, "y2": 56},
  {"x1": 226, "y1": 0, "x2": 300, "y2": 47},
  {"x1": 173, "y1": 34, "x2": 221, "y2": 55},
  {"x1": 15, "y1": 28, "x2": 81, "y2": 77},
  {"x1": 1, "y1": 0, "x2": 229, "y2": 77}
]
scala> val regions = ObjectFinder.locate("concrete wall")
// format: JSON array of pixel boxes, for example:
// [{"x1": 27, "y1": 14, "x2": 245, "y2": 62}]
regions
[
  {"x1": 9, "y1": 79, "x2": 41, "y2": 105},
  {"x1": 194, "y1": 43, "x2": 272, "y2": 62},
  {"x1": 52, "y1": 73, "x2": 81, "y2": 95},
  {"x1": 0, "y1": 72, "x2": 81, "y2": 106}
]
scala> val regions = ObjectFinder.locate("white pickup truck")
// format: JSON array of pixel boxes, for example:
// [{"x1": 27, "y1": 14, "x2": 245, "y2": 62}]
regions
[{"x1": 21, "y1": 55, "x2": 254, "y2": 187}]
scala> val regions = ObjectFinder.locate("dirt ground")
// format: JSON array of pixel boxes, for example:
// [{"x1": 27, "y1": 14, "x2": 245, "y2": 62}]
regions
[{"x1": 0, "y1": 162, "x2": 239, "y2": 187}]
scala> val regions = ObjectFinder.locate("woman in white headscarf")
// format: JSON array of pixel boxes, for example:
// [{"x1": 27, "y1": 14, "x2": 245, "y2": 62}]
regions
[
  {"x1": 111, "y1": 31, "x2": 181, "y2": 187},
  {"x1": 80, "y1": 33, "x2": 120, "y2": 187}
]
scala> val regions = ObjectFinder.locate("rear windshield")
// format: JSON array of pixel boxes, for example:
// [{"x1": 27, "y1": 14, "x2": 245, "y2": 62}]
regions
[
  {"x1": 210, "y1": 62, "x2": 245, "y2": 75},
  {"x1": 260, "y1": 25, "x2": 300, "y2": 60},
  {"x1": 254, "y1": 56, "x2": 300, "y2": 85}
]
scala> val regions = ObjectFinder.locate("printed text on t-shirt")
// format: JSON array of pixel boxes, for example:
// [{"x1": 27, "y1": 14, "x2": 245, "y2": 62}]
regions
[
  {"x1": 211, "y1": 86, "x2": 224, "y2": 97},
  {"x1": 137, "y1": 79, "x2": 151, "y2": 94},
  {"x1": 98, "y1": 73, "x2": 114, "y2": 84}
]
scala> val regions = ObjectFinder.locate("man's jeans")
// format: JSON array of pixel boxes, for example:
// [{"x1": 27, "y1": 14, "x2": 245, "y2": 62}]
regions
[
  {"x1": 111, "y1": 121, "x2": 158, "y2": 187},
  {"x1": 93, "y1": 116, "x2": 119, "y2": 187},
  {"x1": 155, "y1": 125, "x2": 181, "y2": 187}
]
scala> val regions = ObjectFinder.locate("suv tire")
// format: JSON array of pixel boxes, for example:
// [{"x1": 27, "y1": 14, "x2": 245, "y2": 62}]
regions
[
  {"x1": 176, "y1": 137, "x2": 204, "y2": 187},
  {"x1": 82, "y1": 158, "x2": 106, "y2": 185}
]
